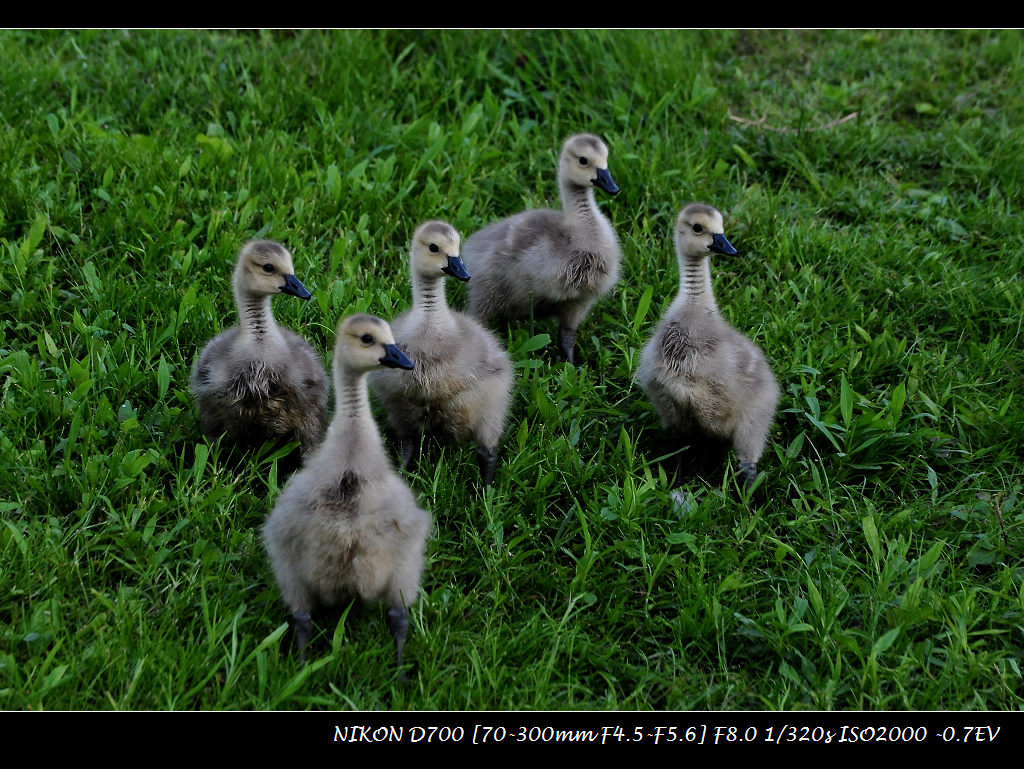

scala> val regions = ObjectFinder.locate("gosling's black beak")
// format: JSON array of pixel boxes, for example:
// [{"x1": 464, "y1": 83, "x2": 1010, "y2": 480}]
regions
[
  {"x1": 709, "y1": 233, "x2": 737, "y2": 256},
  {"x1": 441, "y1": 254, "x2": 471, "y2": 282},
  {"x1": 280, "y1": 273, "x2": 312, "y2": 300},
  {"x1": 593, "y1": 167, "x2": 620, "y2": 195},
  {"x1": 379, "y1": 344, "x2": 414, "y2": 370}
]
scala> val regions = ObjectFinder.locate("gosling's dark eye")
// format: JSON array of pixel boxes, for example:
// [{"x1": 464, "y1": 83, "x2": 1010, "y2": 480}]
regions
[
  {"x1": 262, "y1": 263, "x2": 276, "y2": 273},
  {"x1": 692, "y1": 224, "x2": 703, "y2": 234},
  {"x1": 360, "y1": 334, "x2": 373, "y2": 345},
  {"x1": 428, "y1": 243, "x2": 440, "y2": 253},
  {"x1": 579, "y1": 156, "x2": 589, "y2": 166}
]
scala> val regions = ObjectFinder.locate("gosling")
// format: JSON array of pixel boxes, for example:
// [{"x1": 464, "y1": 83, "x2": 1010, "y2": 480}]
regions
[
  {"x1": 263, "y1": 314, "x2": 429, "y2": 666},
  {"x1": 461, "y1": 133, "x2": 623, "y2": 364},
  {"x1": 637, "y1": 203, "x2": 779, "y2": 492},
  {"x1": 369, "y1": 221, "x2": 513, "y2": 486},
  {"x1": 191, "y1": 240, "x2": 328, "y2": 455}
]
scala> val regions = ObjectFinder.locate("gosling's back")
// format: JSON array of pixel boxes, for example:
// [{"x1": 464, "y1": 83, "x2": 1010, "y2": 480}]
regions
[{"x1": 462, "y1": 133, "x2": 622, "y2": 362}]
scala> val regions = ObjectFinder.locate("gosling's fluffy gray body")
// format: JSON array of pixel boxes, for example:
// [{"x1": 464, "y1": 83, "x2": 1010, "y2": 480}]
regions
[
  {"x1": 462, "y1": 133, "x2": 622, "y2": 363},
  {"x1": 637, "y1": 203, "x2": 779, "y2": 490},
  {"x1": 263, "y1": 314, "x2": 429, "y2": 664},
  {"x1": 369, "y1": 221, "x2": 513, "y2": 485},
  {"x1": 191, "y1": 240, "x2": 327, "y2": 454}
]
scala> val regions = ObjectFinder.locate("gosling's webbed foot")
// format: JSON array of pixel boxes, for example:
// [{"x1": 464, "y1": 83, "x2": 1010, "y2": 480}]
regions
[
  {"x1": 477, "y1": 445, "x2": 498, "y2": 486},
  {"x1": 386, "y1": 606, "x2": 409, "y2": 669},
  {"x1": 291, "y1": 611, "x2": 313, "y2": 663}
]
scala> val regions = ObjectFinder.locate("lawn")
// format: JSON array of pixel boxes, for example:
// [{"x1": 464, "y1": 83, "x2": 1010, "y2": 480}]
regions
[{"x1": 0, "y1": 29, "x2": 1021, "y2": 711}]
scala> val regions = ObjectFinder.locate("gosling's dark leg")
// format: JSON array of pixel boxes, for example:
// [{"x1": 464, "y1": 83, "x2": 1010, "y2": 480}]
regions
[
  {"x1": 398, "y1": 435, "x2": 416, "y2": 469},
  {"x1": 291, "y1": 611, "x2": 313, "y2": 663},
  {"x1": 738, "y1": 461, "x2": 758, "y2": 494},
  {"x1": 667, "y1": 428, "x2": 687, "y2": 486},
  {"x1": 386, "y1": 605, "x2": 409, "y2": 670},
  {"x1": 557, "y1": 324, "x2": 577, "y2": 365},
  {"x1": 477, "y1": 445, "x2": 498, "y2": 486}
]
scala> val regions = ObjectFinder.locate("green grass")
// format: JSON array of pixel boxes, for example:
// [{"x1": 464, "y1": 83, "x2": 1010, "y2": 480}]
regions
[{"x1": 0, "y1": 29, "x2": 1022, "y2": 711}]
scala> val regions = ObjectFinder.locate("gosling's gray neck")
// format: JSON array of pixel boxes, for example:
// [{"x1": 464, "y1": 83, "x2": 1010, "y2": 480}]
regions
[
  {"x1": 236, "y1": 289, "x2": 286, "y2": 349},
  {"x1": 670, "y1": 256, "x2": 718, "y2": 315},
  {"x1": 327, "y1": 369, "x2": 388, "y2": 469},
  {"x1": 411, "y1": 271, "x2": 456, "y2": 333},
  {"x1": 561, "y1": 181, "x2": 601, "y2": 229}
]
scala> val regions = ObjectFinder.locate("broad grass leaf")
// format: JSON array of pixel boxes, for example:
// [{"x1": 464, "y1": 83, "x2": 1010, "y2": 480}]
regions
[
  {"x1": 872, "y1": 627, "x2": 900, "y2": 657},
  {"x1": 840, "y1": 373, "x2": 853, "y2": 427},
  {"x1": 888, "y1": 381, "x2": 907, "y2": 427},
  {"x1": 862, "y1": 516, "x2": 882, "y2": 565},
  {"x1": 512, "y1": 333, "x2": 551, "y2": 356},
  {"x1": 632, "y1": 285, "x2": 653, "y2": 335},
  {"x1": 157, "y1": 356, "x2": 171, "y2": 400}
]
